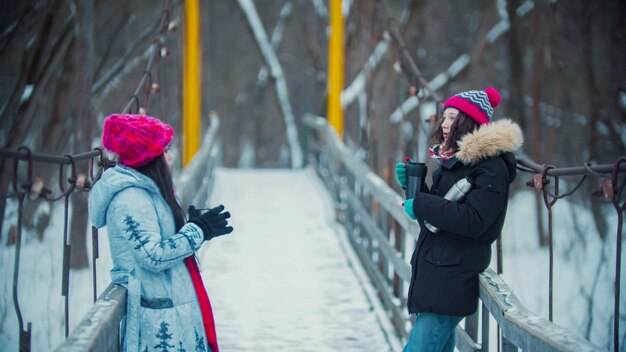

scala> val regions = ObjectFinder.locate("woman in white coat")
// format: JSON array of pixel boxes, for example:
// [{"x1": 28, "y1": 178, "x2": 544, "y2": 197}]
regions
[{"x1": 89, "y1": 113, "x2": 233, "y2": 352}]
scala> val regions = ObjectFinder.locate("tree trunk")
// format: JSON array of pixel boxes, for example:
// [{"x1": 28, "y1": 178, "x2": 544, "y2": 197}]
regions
[
  {"x1": 0, "y1": 1, "x2": 70, "y2": 241},
  {"x1": 0, "y1": 168, "x2": 11, "y2": 242},
  {"x1": 69, "y1": 0, "x2": 95, "y2": 269},
  {"x1": 401, "y1": 0, "x2": 424, "y2": 43},
  {"x1": 544, "y1": 4, "x2": 558, "y2": 166},
  {"x1": 506, "y1": 0, "x2": 525, "y2": 128},
  {"x1": 530, "y1": 0, "x2": 547, "y2": 247},
  {"x1": 607, "y1": 1, "x2": 626, "y2": 157},
  {"x1": 581, "y1": 3, "x2": 608, "y2": 240}
]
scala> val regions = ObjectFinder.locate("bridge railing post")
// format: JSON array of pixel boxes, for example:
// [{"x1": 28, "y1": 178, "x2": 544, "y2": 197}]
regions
[{"x1": 502, "y1": 337, "x2": 517, "y2": 352}]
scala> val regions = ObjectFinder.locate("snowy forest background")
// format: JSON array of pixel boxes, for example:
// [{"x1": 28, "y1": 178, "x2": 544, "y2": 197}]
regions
[{"x1": 0, "y1": 0, "x2": 625, "y2": 350}]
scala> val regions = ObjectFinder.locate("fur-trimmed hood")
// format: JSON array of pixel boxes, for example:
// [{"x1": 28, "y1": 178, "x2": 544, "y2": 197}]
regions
[{"x1": 456, "y1": 119, "x2": 523, "y2": 165}]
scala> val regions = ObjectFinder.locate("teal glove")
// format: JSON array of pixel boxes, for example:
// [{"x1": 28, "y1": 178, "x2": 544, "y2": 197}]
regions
[
  {"x1": 403, "y1": 198, "x2": 416, "y2": 220},
  {"x1": 395, "y1": 162, "x2": 407, "y2": 188}
]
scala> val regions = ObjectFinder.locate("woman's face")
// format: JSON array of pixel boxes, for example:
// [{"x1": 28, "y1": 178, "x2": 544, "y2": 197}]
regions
[
  {"x1": 164, "y1": 146, "x2": 174, "y2": 169},
  {"x1": 441, "y1": 108, "x2": 459, "y2": 143}
]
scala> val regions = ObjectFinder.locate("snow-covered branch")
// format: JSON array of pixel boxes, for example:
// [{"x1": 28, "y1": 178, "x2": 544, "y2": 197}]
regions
[
  {"x1": 388, "y1": 0, "x2": 537, "y2": 124},
  {"x1": 340, "y1": 7, "x2": 413, "y2": 110},
  {"x1": 95, "y1": 49, "x2": 150, "y2": 108},
  {"x1": 389, "y1": 54, "x2": 471, "y2": 124},
  {"x1": 91, "y1": 17, "x2": 160, "y2": 95},
  {"x1": 341, "y1": 37, "x2": 390, "y2": 107},
  {"x1": 257, "y1": 2, "x2": 293, "y2": 88},
  {"x1": 310, "y1": 0, "x2": 328, "y2": 18},
  {"x1": 237, "y1": 0, "x2": 303, "y2": 168},
  {"x1": 342, "y1": 0, "x2": 354, "y2": 18}
]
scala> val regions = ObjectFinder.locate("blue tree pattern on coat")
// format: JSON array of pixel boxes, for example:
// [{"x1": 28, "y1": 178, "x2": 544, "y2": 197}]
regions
[
  {"x1": 154, "y1": 321, "x2": 175, "y2": 351},
  {"x1": 124, "y1": 215, "x2": 150, "y2": 250},
  {"x1": 183, "y1": 226, "x2": 201, "y2": 249},
  {"x1": 163, "y1": 237, "x2": 178, "y2": 250},
  {"x1": 194, "y1": 328, "x2": 206, "y2": 352},
  {"x1": 123, "y1": 215, "x2": 201, "y2": 266}
]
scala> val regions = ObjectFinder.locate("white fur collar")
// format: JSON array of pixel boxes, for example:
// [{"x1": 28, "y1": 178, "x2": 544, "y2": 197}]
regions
[{"x1": 456, "y1": 119, "x2": 524, "y2": 165}]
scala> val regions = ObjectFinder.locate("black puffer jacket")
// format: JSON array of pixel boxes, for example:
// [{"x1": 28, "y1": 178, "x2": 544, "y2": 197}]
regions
[{"x1": 408, "y1": 119, "x2": 523, "y2": 316}]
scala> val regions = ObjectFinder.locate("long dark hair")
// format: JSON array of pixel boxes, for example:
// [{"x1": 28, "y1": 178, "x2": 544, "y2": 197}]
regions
[
  {"x1": 431, "y1": 110, "x2": 480, "y2": 153},
  {"x1": 137, "y1": 154, "x2": 185, "y2": 231}
]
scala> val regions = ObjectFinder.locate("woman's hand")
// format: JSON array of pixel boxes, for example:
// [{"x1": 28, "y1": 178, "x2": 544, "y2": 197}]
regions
[
  {"x1": 188, "y1": 205, "x2": 234, "y2": 241},
  {"x1": 402, "y1": 199, "x2": 416, "y2": 220},
  {"x1": 395, "y1": 162, "x2": 407, "y2": 189}
]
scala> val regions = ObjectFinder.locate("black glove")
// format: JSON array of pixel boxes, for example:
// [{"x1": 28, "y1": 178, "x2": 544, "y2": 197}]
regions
[{"x1": 188, "y1": 205, "x2": 233, "y2": 241}]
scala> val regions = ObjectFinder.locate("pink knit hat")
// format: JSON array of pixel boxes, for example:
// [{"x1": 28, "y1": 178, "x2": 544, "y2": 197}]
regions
[
  {"x1": 102, "y1": 114, "x2": 174, "y2": 168},
  {"x1": 443, "y1": 87, "x2": 501, "y2": 125}
]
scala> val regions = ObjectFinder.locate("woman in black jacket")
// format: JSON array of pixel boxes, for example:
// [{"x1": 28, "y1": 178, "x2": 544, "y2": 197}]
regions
[{"x1": 396, "y1": 87, "x2": 523, "y2": 352}]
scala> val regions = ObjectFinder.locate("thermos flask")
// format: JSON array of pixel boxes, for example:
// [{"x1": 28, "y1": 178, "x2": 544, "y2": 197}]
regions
[
  {"x1": 424, "y1": 177, "x2": 472, "y2": 233},
  {"x1": 405, "y1": 158, "x2": 427, "y2": 200}
]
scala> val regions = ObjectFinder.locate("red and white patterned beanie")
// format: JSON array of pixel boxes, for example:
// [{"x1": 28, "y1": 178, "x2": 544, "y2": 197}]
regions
[{"x1": 443, "y1": 87, "x2": 501, "y2": 125}]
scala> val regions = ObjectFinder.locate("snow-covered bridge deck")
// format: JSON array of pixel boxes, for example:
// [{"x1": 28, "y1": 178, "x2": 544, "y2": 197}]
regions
[{"x1": 198, "y1": 167, "x2": 398, "y2": 351}]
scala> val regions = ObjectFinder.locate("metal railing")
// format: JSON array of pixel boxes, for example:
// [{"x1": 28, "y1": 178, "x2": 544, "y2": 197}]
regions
[
  {"x1": 53, "y1": 284, "x2": 127, "y2": 352},
  {"x1": 303, "y1": 113, "x2": 607, "y2": 351},
  {"x1": 0, "y1": 147, "x2": 114, "y2": 351},
  {"x1": 515, "y1": 156, "x2": 626, "y2": 352}
]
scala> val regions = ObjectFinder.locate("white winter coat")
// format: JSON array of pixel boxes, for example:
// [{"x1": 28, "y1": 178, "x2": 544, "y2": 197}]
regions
[{"x1": 89, "y1": 164, "x2": 211, "y2": 351}]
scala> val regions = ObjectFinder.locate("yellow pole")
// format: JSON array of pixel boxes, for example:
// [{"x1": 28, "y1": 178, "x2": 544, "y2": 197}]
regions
[
  {"x1": 183, "y1": 0, "x2": 201, "y2": 166},
  {"x1": 327, "y1": 0, "x2": 344, "y2": 138}
]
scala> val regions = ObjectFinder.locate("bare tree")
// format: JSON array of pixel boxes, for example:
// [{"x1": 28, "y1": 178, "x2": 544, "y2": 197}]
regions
[
  {"x1": 578, "y1": 2, "x2": 609, "y2": 240},
  {"x1": 506, "y1": 0, "x2": 526, "y2": 131},
  {"x1": 0, "y1": 1, "x2": 74, "y2": 242},
  {"x1": 530, "y1": 0, "x2": 547, "y2": 246},
  {"x1": 67, "y1": 0, "x2": 95, "y2": 269}
]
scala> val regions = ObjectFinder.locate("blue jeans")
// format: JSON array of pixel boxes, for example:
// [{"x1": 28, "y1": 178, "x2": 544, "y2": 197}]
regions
[{"x1": 402, "y1": 313, "x2": 463, "y2": 352}]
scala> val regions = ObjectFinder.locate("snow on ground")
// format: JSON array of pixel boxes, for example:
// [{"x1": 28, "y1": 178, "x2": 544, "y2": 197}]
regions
[{"x1": 198, "y1": 167, "x2": 398, "y2": 351}]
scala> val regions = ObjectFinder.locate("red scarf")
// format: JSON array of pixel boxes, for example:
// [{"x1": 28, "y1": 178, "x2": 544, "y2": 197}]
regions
[{"x1": 184, "y1": 257, "x2": 219, "y2": 352}]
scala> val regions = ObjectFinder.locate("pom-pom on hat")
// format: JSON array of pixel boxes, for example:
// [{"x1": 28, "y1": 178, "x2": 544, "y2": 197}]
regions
[
  {"x1": 102, "y1": 114, "x2": 174, "y2": 168},
  {"x1": 443, "y1": 87, "x2": 501, "y2": 125}
]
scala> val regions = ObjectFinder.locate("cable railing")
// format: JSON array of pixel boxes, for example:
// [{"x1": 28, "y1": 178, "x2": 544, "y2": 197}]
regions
[
  {"x1": 515, "y1": 155, "x2": 626, "y2": 351},
  {"x1": 303, "y1": 113, "x2": 614, "y2": 351},
  {"x1": 0, "y1": 147, "x2": 113, "y2": 352}
]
